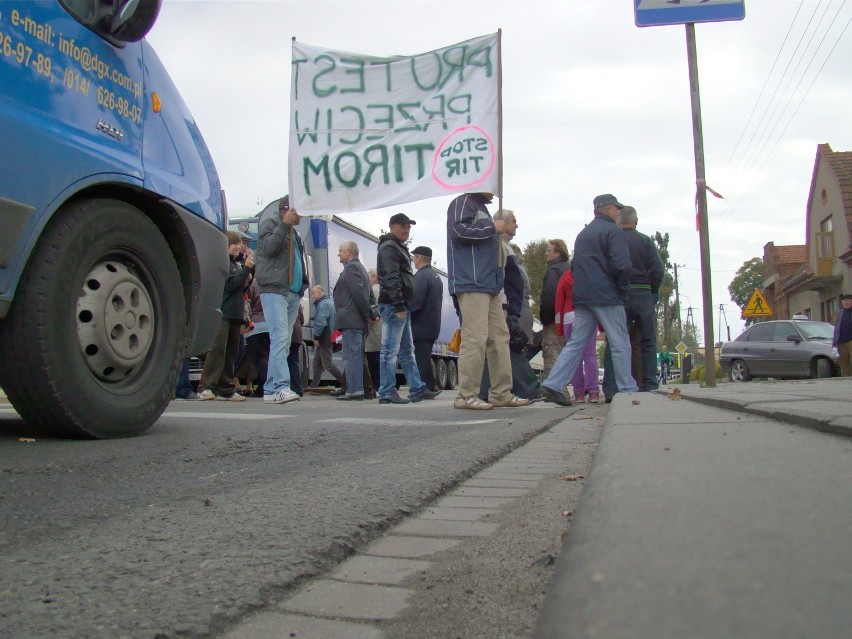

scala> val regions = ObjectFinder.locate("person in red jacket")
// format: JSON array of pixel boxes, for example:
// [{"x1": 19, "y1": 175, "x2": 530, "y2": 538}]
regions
[{"x1": 554, "y1": 269, "x2": 600, "y2": 403}]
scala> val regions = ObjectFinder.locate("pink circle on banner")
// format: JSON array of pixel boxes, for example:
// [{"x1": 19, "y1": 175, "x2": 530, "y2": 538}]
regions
[{"x1": 431, "y1": 125, "x2": 496, "y2": 191}]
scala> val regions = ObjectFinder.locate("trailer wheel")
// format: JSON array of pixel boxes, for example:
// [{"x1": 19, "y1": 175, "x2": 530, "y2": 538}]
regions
[
  {"x1": 434, "y1": 357, "x2": 448, "y2": 390},
  {"x1": 445, "y1": 358, "x2": 458, "y2": 390},
  {"x1": 0, "y1": 198, "x2": 186, "y2": 438}
]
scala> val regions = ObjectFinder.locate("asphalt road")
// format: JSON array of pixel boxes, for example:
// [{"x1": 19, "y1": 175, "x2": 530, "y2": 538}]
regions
[{"x1": 0, "y1": 393, "x2": 576, "y2": 639}]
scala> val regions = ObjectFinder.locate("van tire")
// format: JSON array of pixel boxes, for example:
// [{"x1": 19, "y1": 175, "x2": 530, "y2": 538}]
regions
[{"x1": 0, "y1": 198, "x2": 186, "y2": 438}]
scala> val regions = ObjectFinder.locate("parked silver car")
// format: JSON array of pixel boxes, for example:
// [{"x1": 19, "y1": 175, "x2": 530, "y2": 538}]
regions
[{"x1": 719, "y1": 320, "x2": 839, "y2": 382}]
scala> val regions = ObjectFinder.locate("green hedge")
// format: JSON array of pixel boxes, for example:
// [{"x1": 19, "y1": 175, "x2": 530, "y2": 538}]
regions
[{"x1": 688, "y1": 361, "x2": 725, "y2": 381}]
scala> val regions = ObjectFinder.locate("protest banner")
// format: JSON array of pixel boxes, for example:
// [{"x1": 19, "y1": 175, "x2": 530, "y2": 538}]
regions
[{"x1": 288, "y1": 32, "x2": 501, "y2": 215}]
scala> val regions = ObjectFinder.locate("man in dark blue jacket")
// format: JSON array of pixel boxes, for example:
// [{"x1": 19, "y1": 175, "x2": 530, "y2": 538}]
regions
[
  {"x1": 602, "y1": 206, "x2": 665, "y2": 396},
  {"x1": 410, "y1": 246, "x2": 443, "y2": 392},
  {"x1": 447, "y1": 193, "x2": 524, "y2": 410},
  {"x1": 540, "y1": 194, "x2": 639, "y2": 406}
]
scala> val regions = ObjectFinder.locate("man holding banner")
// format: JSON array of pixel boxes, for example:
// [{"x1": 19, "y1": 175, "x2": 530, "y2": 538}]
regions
[{"x1": 447, "y1": 193, "x2": 529, "y2": 410}]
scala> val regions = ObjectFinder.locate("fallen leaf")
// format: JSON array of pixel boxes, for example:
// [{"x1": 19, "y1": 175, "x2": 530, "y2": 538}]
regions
[
  {"x1": 204, "y1": 498, "x2": 213, "y2": 507},
  {"x1": 562, "y1": 511, "x2": 573, "y2": 516},
  {"x1": 17, "y1": 437, "x2": 36, "y2": 443},
  {"x1": 668, "y1": 388, "x2": 682, "y2": 400},
  {"x1": 561, "y1": 474, "x2": 585, "y2": 481},
  {"x1": 632, "y1": 399, "x2": 640, "y2": 405}
]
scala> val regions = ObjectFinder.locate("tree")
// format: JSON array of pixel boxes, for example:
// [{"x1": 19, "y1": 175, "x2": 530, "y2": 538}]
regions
[
  {"x1": 522, "y1": 239, "x2": 550, "y2": 319},
  {"x1": 728, "y1": 257, "x2": 764, "y2": 326},
  {"x1": 654, "y1": 231, "x2": 676, "y2": 348}
]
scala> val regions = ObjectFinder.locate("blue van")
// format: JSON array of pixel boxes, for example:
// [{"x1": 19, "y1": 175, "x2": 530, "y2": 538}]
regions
[{"x1": 0, "y1": 0, "x2": 228, "y2": 437}]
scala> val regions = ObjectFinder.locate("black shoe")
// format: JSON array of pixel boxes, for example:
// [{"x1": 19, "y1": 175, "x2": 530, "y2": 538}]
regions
[
  {"x1": 336, "y1": 394, "x2": 364, "y2": 401},
  {"x1": 379, "y1": 393, "x2": 410, "y2": 405},
  {"x1": 418, "y1": 388, "x2": 441, "y2": 400},
  {"x1": 540, "y1": 385, "x2": 572, "y2": 407},
  {"x1": 329, "y1": 388, "x2": 345, "y2": 397},
  {"x1": 363, "y1": 391, "x2": 376, "y2": 400}
]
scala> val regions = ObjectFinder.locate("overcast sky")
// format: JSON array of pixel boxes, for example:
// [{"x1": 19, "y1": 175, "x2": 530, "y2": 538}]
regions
[{"x1": 147, "y1": 0, "x2": 852, "y2": 342}]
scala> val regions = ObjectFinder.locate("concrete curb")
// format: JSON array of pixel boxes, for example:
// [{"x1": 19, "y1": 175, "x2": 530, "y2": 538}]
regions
[{"x1": 653, "y1": 389, "x2": 852, "y2": 438}]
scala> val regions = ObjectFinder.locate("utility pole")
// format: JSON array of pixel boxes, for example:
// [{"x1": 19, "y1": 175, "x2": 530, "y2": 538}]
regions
[
  {"x1": 686, "y1": 23, "x2": 716, "y2": 388},
  {"x1": 673, "y1": 264, "x2": 683, "y2": 336}
]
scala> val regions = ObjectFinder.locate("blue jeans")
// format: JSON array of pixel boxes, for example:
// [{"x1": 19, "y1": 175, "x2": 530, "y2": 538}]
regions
[
  {"x1": 544, "y1": 304, "x2": 637, "y2": 395},
  {"x1": 341, "y1": 328, "x2": 365, "y2": 395},
  {"x1": 260, "y1": 291, "x2": 300, "y2": 394},
  {"x1": 378, "y1": 304, "x2": 426, "y2": 398}
]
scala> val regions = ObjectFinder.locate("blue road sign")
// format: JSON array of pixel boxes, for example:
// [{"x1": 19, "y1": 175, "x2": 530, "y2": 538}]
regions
[{"x1": 634, "y1": 0, "x2": 746, "y2": 27}]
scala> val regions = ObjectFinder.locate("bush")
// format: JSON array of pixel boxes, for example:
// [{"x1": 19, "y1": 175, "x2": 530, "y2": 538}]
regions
[{"x1": 689, "y1": 361, "x2": 725, "y2": 381}]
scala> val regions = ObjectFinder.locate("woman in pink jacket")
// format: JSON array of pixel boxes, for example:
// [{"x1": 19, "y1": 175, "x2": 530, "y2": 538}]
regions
[{"x1": 554, "y1": 269, "x2": 600, "y2": 402}]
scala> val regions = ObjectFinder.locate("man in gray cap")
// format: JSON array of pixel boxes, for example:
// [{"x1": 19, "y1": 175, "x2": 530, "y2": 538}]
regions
[
  {"x1": 410, "y1": 245, "x2": 443, "y2": 391},
  {"x1": 539, "y1": 194, "x2": 638, "y2": 406}
]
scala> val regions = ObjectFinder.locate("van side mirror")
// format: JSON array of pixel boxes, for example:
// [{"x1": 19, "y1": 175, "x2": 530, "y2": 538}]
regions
[{"x1": 110, "y1": 0, "x2": 162, "y2": 42}]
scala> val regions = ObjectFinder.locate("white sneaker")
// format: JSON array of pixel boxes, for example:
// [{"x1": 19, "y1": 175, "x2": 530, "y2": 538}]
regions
[
  {"x1": 216, "y1": 393, "x2": 246, "y2": 402},
  {"x1": 197, "y1": 389, "x2": 215, "y2": 401},
  {"x1": 263, "y1": 388, "x2": 300, "y2": 404}
]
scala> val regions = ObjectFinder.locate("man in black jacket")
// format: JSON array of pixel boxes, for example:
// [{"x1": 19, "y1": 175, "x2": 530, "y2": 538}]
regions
[
  {"x1": 376, "y1": 213, "x2": 440, "y2": 404},
  {"x1": 602, "y1": 206, "x2": 665, "y2": 395},
  {"x1": 540, "y1": 239, "x2": 571, "y2": 378},
  {"x1": 198, "y1": 231, "x2": 254, "y2": 402},
  {"x1": 410, "y1": 246, "x2": 443, "y2": 391}
]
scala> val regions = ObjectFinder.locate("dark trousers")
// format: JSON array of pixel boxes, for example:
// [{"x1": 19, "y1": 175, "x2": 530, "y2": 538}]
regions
[
  {"x1": 311, "y1": 343, "x2": 344, "y2": 386},
  {"x1": 175, "y1": 358, "x2": 194, "y2": 399},
  {"x1": 414, "y1": 339, "x2": 437, "y2": 391},
  {"x1": 287, "y1": 343, "x2": 303, "y2": 396},
  {"x1": 199, "y1": 319, "x2": 242, "y2": 397},
  {"x1": 479, "y1": 350, "x2": 540, "y2": 401},
  {"x1": 602, "y1": 290, "x2": 657, "y2": 393},
  {"x1": 366, "y1": 350, "x2": 380, "y2": 395}
]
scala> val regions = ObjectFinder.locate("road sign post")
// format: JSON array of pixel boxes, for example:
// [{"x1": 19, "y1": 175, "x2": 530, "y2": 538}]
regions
[{"x1": 633, "y1": 0, "x2": 745, "y2": 388}]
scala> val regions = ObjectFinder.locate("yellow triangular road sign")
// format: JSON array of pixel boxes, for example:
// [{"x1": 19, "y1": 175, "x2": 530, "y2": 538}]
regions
[{"x1": 743, "y1": 289, "x2": 773, "y2": 318}]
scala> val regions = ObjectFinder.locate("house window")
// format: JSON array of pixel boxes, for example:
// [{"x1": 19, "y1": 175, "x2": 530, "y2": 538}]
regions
[{"x1": 816, "y1": 216, "x2": 834, "y2": 259}]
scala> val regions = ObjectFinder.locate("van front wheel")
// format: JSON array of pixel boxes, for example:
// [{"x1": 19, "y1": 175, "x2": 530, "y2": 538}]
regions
[{"x1": 0, "y1": 198, "x2": 186, "y2": 438}]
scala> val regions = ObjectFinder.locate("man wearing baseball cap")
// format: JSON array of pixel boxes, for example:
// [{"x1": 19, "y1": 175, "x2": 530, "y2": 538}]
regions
[
  {"x1": 410, "y1": 245, "x2": 443, "y2": 392},
  {"x1": 376, "y1": 213, "x2": 440, "y2": 404},
  {"x1": 539, "y1": 193, "x2": 638, "y2": 406}
]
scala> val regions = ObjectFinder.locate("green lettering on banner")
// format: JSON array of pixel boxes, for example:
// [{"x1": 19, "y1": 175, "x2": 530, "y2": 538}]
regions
[
  {"x1": 410, "y1": 52, "x2": 441, "y2": 91},
  {"x1": 302, "y1": 143, "x2": 436, "y2": 194},
  {"x1": 339, "y1": 56, "x2": 365, "y2": 93},
  {"x1": 339, "y1": 105, "x2": 364, "y2": 145},
  {"x1": 312, "y1": 54, "x2": 337, "y2": 97},
  {"x1": 365, "y1": 104, "x2": 393, "y2": 140},
  {"x1": 291, "y1": 34, "x2": 498, "y2": 209},
  {"x1": 362, "y1": 144, "x2": 390, "y2": 186}
]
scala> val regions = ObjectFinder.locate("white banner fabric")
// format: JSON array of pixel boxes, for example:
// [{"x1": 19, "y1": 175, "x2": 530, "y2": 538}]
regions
[{"x1": 288, "y1": 33, "x2": 500, "y2": 215}]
